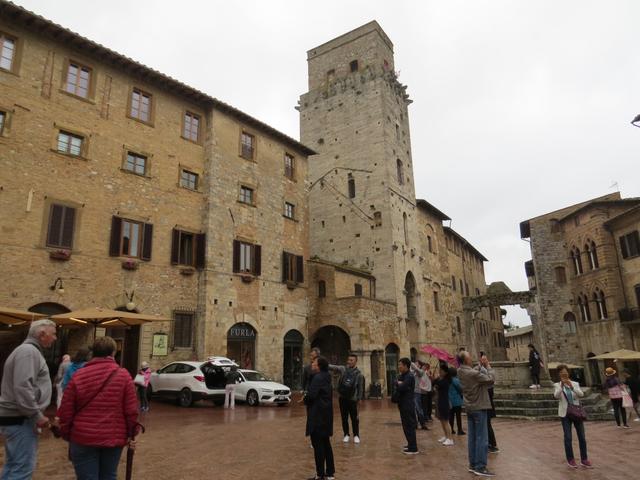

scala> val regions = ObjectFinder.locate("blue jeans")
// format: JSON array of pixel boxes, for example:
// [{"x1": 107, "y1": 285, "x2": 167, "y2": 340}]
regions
[
  {"x1": 70, "y1": 443, "x2": 123, "y2": 480},
  {"x1": 1, "y1": 418, "x2": 38, "y2": 480},
  {"x1": 414, "y1": 392, "x2": 425, "y2": 425},
  {"x1": 561, "y1": 416, "x2": 588, "y2": 462},
  {"x1": 467, "y1": 410, "x2": 488, "y2": 470}
]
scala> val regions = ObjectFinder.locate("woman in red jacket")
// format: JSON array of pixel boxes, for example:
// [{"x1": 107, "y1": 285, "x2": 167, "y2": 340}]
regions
[{"x1": 57, "y1": 336, "x2": 139, "y2": 480}]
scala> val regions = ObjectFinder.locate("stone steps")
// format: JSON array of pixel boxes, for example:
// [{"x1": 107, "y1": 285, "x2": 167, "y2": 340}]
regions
[{"x1": 492, "y1": 387, "x2": 612, "y2": 421}]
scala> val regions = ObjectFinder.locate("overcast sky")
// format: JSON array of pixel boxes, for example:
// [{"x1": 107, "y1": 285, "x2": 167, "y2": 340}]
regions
[{"x1": 16, "y1": 0, "x2": 640, "y2": 325}]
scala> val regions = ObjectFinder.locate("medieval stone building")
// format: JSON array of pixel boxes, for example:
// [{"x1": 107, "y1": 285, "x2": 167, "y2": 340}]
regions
[
  {"x1": 0, "y1": 4, "x2": 503, "y2": 393},
  {"x1": 521, "y1": 192, "x2": 640, "y2": 384}
]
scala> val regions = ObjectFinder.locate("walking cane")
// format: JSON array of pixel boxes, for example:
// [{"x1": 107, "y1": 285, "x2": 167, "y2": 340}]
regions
[{"x1": 126, "y1": 422, "x2": 145, "y2": 480}]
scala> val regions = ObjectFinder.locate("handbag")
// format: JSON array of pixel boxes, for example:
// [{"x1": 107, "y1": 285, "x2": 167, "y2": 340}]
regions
[
  {"x1": 622, "y1": 387, "x2": 633, "y2": 409},
  {"x1": 562, "y1": 388, "x2": 587, "y2": 421},
  {"x1": 134, "y1": 373, "x2": 146, "y2": 387}
]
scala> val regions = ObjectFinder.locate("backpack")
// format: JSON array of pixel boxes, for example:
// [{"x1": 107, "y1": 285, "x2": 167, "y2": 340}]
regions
[{"x1": 338, "y1": 368, "x2": 358, "y2": 398}]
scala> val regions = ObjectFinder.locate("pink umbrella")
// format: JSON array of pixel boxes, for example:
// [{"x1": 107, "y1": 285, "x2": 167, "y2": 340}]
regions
[{"x1": 420, "y1": 345, "x2": 457, "y2": 365}]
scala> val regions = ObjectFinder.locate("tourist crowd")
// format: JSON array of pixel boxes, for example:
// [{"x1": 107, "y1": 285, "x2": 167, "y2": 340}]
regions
[{"x1": 1, "y1": 321, "x2": 640, "y2": 479}]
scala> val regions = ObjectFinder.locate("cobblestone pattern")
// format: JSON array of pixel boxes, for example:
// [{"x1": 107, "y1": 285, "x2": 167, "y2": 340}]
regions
[{"x1": 2, "y1": 397, "x2": 638, "y2": 479}]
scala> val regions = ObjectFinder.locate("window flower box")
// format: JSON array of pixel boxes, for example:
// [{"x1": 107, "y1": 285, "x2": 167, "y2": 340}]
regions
[
  {"x1": 121, "y1": 259, "x2": 138, "y2": 271},
  {"x1": 239, "y1": 273, "x2": 254, "y2": 283},
  {"x1": 49, "y1": 249, "x2": 71, "y2": 261},
  {"x1": 180, "y1": 267, "x2": 195, "y2": 276}
]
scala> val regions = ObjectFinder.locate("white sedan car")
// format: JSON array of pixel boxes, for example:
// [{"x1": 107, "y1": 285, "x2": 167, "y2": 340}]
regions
[{"x1": 235, "y1": 370, "x2": 291, "y2": 406}]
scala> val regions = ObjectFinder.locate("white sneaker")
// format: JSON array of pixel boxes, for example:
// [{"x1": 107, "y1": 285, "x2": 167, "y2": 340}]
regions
[
  {"x1": 634, "y1": 418, "x2": 640, "y2": 422},
  {"x1": 343, "y1": 435, "x2": 350, "y2": 443},
  {"x1": 529, "y1": 385, "x2": 537, "y2": 389},
  {"x1": 438, "y1": 436, "x2": 446, "y2": 443},
  {"x1": 443, "y1": 438, "x2": 454, "y2": 446},
  {"x1": 354, "y1": 435, "x2": 360, "y2": 444}
]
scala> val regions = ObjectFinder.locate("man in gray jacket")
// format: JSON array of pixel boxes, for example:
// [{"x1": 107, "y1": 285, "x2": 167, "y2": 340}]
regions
[
  {"x1": 457, "y1": 351, "x2": 496, "y2": 477},
  {"x1": 0, "y1": 319, "x2": 57, "y2": 479},
  {"x1": 330, "y1": 353, "x2": 365, "y2": 444}
]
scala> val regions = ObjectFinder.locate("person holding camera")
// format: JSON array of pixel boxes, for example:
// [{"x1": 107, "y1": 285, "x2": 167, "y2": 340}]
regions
[{"x1": 553, "y1": 364, "x2": 591, "y2": 468}]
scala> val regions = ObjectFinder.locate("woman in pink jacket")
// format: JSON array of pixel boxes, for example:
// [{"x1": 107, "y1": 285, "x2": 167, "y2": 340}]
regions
[{"x1": 136, "y1": 361, "x2": 152, "y2": 412}]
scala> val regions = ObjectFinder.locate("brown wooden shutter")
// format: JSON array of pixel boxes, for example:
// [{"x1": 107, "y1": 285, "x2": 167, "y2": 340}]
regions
[
  {"x1": 282, "y1": 252, "x2": 289, "y2": 282},
  {"x1": 232, "y1": 240, "x2": 240, "y2": 273},
  {"x1": 296, "y1": 255, "x2": 304, "y2": 283},
  {"x1": 195, "y1": 233, "x2": 206, "y2": 269},
  {"x1": 60, "y1": 207, "x2": 76, "y2": 248},
  {"x1": 141, "y1": 223, "x2": 153, "y2": 261},
  {"x1": 109, "y1": 216, "x2": 122, "y2": 256},
  {"x1": 171, "y1": 229, "x2": 180, "y2": 265},
  {"x1": 254, "y1": 244, "x2": 261, "y2": 276},
  {"x1": 620, "y1": 236, "x2": 629, "y2": 259},
  {"x1": 47, "y1": 204, "x2": 64, "y2": 247}
]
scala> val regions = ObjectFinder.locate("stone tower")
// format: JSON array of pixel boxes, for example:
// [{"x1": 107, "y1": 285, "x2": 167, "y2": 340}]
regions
[{"x1": 299, "y1": 21, "x2": 423, "y2": 329}]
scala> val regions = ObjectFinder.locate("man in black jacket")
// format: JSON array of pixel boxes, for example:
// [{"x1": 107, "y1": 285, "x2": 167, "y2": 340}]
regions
[
  {"x1": 395, "y1": 357, "x2": 418, "y2": 454},
  {"x1": 330, "y1": 353, "x2": 365, "y2": 444},
  {"x1": 304, "y1": 356, "x2": 335, "y2": 480}
]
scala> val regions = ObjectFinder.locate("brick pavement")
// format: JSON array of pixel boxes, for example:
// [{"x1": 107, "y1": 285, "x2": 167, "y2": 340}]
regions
[{"x1": 1, "y1": 397, "x2": 639, "y2": 479}]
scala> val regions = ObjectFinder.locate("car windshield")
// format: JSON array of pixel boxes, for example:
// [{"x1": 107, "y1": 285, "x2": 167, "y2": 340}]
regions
[{"x1": 242, "y1": 371, "x2": 271, "y2": 382}]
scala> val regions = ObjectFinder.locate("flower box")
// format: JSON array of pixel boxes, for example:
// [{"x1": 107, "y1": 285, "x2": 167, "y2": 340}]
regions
[
  {"x1": 180, "y1": 267, "x2": 195, "y2": 276},
  {"x1": 239, "y1": 274, "x2": 254, "y2": 283},
  {"x1": 49, "y1": 249, "x2": 71, "y2": 261},
  {"x1": 121, "y1": 259, "x2": 138, "y2": 271}
]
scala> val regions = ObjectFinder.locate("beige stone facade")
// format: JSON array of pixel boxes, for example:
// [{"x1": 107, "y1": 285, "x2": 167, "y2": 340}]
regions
[
  {"x1": 505, "y1": 325, "x2": 534, "y2": 362},
  {"x1": 0, "y1": 2, "x2": 312, "y2": 387},
  {"x1": 521, "y1": 193, "x2": 640, "y2": 384},
  {"x1": 299, "y1": 20, "x2": 505, "y2": 395},
  {"x1": 0, "y1": 6, "x2": 503, "y2": 394}
]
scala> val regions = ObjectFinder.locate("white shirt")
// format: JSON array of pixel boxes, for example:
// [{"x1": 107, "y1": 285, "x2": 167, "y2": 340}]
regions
[{"x1": 553, "y1": 381, "x2": 584, "y2": 418}]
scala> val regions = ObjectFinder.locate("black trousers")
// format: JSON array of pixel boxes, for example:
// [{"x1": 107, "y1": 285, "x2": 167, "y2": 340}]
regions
[
  {"x1": 531, "y1": 371, "x2": 540, "y2": 385},
  {"x1": 449, "y1": 406, "x2": 463, "y2": 433},
  {"x1": 339, "y1": 397, "x2": 359, "y2": 436},
  {"x1": 487, "y1": 414, "x2": 497, "y2": 448},
  {"x1": 611, "y1": 398, "x2": 627, "y2": 426},
  {"x1": 421, "y1": 392, "x2": 433, "y2": 420},
  {"x1": 310, "y1": 433, "x2": 335, "y2": 477},
  {"x1": 400, "y1": 409, "x2": 417, "y2": 451}
]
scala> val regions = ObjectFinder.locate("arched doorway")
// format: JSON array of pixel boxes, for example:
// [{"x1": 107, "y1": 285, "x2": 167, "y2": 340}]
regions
[
  {"x1": 385, "y1": 343, "x2": 400, "y2": 395},
  {"x1": 29, "y1": 303, "x2": 70, "y2": 376},
  {"x1": 311, "y1": 325, "x2": 350, "y2": 365},
  {"x1": 107, "y1": 306, "x2": 142, "y2": 377},
  {"x1": 227, "y1": 323, "x2": 257, "y2": 369},
  {"x1": 283, "y1": 329, "x2": 304, "y2": 389}
]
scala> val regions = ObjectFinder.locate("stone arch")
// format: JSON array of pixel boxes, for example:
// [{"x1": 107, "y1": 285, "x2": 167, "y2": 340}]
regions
[
  {"x1": 227, "y1": 322, "x2": 257, "y2": 369},
  {"x1": 384, "y1": 343, "x2": 400, "y2": 395},
  {"x1": 563, "y1": 311, "x2": 577, "y2": 334},
  {"x1": 283, "y1": 329, "x2": 304, "y2": 389},
  {"x1": 311, "y1": 325, "x2": 350, "y2": 365}
]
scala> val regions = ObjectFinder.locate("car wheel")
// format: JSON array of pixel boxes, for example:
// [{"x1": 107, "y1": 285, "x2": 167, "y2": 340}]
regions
[
  {"x1": 178, "y1": 388, "x2": 193, "y2": 408},
  {"x1": 247, "y1": 390, "x2": 259, "y2": 407}
]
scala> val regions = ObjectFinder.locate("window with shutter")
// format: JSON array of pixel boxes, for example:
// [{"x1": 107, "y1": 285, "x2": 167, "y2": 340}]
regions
[
  {"x1": 173, "y1": 312, "x2": 194, "y2": 348},
  {"x1": 234, "y1": 240, "x2": 261, "y2": 276},
  {"x1": 141, "y1": 223, "x2": 153, "y2": 261},
  {"x1": 109, "y1": 216, "x2": 122, "y2": 256},
  {"x1": 46, "y1": 204, "x2": 76, "y2": 249},
  {"x1": 354, "y1": 284, "x2": 363, "y2": 296}
]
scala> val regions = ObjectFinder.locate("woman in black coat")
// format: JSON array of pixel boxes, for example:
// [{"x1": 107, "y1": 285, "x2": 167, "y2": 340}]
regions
[
  {"x1": 304, "y1": 356, "x2": 335, "y2": 480},
  {"x1": 528, "y1": 344, "x2": 542, "y2": 389}
]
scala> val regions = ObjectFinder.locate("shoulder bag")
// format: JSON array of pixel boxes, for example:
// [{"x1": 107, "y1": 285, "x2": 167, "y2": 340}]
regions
[{"x1": 562, "y1": 387, "x2": 587, "y2": 422}]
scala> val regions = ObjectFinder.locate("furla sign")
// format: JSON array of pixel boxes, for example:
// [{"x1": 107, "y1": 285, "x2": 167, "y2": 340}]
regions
[{"x1": 228, "y1": 323, "x2": 256, "y2": 339}]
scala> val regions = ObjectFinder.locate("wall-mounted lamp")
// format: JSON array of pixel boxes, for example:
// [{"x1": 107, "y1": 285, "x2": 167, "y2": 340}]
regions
[
  {"x1": 631, "y1": 114, "x2": 640, "y2": 128},
  {"x1": 125, "y1": 290, "x2": 136, "y2": 311},
  {"x1": 49, "y1": 277, "x2": 64, "y2": 295}
]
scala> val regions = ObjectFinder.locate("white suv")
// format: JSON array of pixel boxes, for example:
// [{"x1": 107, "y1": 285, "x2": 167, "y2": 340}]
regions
[{"x1": 149, "y1": 357, "x2": 237, "y2": 407}]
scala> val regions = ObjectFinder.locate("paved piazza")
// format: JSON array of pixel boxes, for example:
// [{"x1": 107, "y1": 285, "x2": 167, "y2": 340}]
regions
[{"x1": 2, "y1": 396, "x2": 638, "y2": 479}]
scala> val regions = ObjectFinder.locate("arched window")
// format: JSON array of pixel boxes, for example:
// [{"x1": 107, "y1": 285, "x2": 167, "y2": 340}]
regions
[
  {"x1": 456, "y1": 316, "x2": 461, "y2": 333},
  {"x1": 564, "y1": 312, "x2": 577, "y2": 334},
  {"x1": 586, "y1": 240, "x2": 599, "y2": 270},
  {"x1": 403, "y1": 212, "x2": 409, "y2": 245},
  {"x1": 318, "y1": 280, "x2": 326, "y2": 298},
  {"x1": 571, "y1": 247, "x2": 583, "y2": 275},
  {"x1": 578, "y1": 294, "x2": 591, "y2": 322},
  {"x1": 594, "y1": 289, "x2": 607, "y2": 320},
  {"x1": 396, "y1": 159, "x2": 404, "y2": 185}
]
